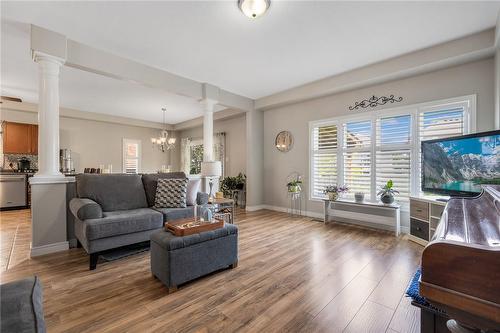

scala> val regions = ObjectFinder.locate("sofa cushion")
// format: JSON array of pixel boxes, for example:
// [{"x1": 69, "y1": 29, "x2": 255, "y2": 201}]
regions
[
  {"x1": 151, "y1": 223, "x2": 238, "y2": 251},
  {"x1": 83, "y1": 208, "x2": 163, "y2": 241},
  {"x1": 0, "y1": 276, "x2": 46, "y2": 333},
  {"x1": 76, "y1": 174, "x2": 148, "y2": 212},
  {"x1": 186, "y1": 179, "x2": 201, "y2": 206},
  {"x1": 153, "y1": 206, "x2": 212, "y2": 222},
  {"x1": 153, "y1": 207, "x2": 193, "y2": 221},
  {"x1": 154, "y1": 178, "x2": 188, "y2": 208},
  {"x1": 142, "y1": 172, "x2": 186, "y2": 207}
]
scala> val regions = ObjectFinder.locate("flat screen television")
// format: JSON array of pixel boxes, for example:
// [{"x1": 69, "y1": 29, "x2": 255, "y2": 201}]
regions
[{"x1": 421, "y1": 130, "x2": 500, "y2": 196}]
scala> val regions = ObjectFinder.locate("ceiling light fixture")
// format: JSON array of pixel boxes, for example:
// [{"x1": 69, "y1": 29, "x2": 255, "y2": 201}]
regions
[
  {"x1": 151, "y1": 108, "x2": 176, "y2": 152},
  {"x1": 238, "y1": 0, "x2": 270, "y2": 19}
]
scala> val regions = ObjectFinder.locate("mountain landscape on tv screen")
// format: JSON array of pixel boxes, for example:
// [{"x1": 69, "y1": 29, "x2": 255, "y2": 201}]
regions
[{"x1": 423, "y1": 134, "x2": 500, "y2": 192}]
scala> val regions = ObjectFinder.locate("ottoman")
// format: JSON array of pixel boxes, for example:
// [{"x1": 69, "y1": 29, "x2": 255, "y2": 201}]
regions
[{"x1": 150, "y1": 223, "x2": 238, "y2": 292}]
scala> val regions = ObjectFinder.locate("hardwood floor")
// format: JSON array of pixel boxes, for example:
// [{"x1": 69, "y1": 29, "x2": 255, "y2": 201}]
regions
[{"x1": 0, "y1": 208, "x2": 423, "y2": 333}]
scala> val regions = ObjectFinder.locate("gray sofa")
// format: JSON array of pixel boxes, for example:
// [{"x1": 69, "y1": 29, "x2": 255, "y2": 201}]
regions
[
  {"x1": 69, "y1": 172, "x2": 209, "y2": 270},
  {"x1": 0, "y1": 276, "x2": 46, "y2": 333}
]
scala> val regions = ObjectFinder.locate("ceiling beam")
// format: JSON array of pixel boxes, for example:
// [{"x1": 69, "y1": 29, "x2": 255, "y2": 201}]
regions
[
  {"x1": 30, "y1": 25, "x2": 254, "y2": 112},
  {"x1": 0, "y1": 100, "x2": 173, "y2": 130},
  {"x1": 255, "y1": 28, "x2": 496, "y2": 111},
  {"x1": 173, "y1": 108, "x2": 244, "y2": 131}
]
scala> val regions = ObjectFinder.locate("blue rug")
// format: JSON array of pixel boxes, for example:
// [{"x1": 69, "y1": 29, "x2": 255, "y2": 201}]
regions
[{"x1": 406, "y1": 267, "x2": 444, "y2": 313}]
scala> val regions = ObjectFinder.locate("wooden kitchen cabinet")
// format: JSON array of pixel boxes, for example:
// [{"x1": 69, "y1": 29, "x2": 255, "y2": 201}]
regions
[
  {"x1": 30, "y1": 124, "x2": 38, "y2": 154},
  {"x1": 2, "y1": 121, "x2": 38, "y2": 154}
]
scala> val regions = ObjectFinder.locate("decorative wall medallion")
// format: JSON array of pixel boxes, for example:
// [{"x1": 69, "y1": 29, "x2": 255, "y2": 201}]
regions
[
  {"x1": 275, "y1": 131, "x2": 293, "y2": 152},
  {"x1": 349, "y1": 95, "x2": 403, "y2": 110}
]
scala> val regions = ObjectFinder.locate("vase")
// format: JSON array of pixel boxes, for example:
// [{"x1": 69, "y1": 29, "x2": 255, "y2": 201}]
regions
[
  {"x1": 381, "y1": 194, "x2": 394, "y2": 204},
  {"x1": 328, "y1": 192, "x2": 338, "y2": 201},
  {"x1": 354, "y1": 192, "x2": 364, "y2": 202}
]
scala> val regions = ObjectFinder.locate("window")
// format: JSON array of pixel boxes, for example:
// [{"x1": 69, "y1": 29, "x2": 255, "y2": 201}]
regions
[
  {"x1": 311, "y1": 124, "x2": 338, "y2": 198},
  {"x1": 309, "y1": 95, "x2": 475, "y2": 203},
  {"x1": 189, "y1": 143, "x2": 204, "y2": 174},
  {"x1": 376, "y1": 115, "x2": 412, "y2": 202},
  {"x1": 123, "y1": 139, "x2": 141, "y2": 174},
  {"x1": 343, "y1": 120, "x2": 372, "y2": 197}
]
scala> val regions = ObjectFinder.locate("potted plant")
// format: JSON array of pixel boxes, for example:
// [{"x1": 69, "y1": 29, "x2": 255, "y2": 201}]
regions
[
  {"x1": 287, "y1": 176, "x2": 302, "y2": 193},
  {"x1": 220, "y1": 173, "x2": 247, "y2": 197},
  {"x1": 235, "y1": 172, "x2": 246, "y2": 190},
  {"x1": 323, "y1": 184, "x2": 349, "y2": 201},
  {"x1": 378, "y1": 180, "x2": 399, "y2": 204}
]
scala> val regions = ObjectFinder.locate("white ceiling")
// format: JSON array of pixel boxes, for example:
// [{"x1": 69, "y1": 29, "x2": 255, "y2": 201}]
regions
[{"x1": 1, "y1": 1, "x2": 500, "y2": 122}]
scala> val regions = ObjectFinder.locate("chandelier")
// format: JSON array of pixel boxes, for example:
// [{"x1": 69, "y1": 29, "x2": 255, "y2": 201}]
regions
[{"x1": 151, "y1": 108, "x2": 176, "y2": 152}]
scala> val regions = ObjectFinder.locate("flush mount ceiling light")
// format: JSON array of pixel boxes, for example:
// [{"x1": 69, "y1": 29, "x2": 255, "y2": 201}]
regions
[{"x1": 238, "y1": 0, "x2": 270, "y2": 19}]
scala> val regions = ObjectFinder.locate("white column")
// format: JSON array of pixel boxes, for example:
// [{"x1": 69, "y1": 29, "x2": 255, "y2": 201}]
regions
[
  {"x1": 29, "y1": 52, "x2": 71, "y2": 257},
  {"x1": 201, "y1": 99, "x2": 217, "y2": 161},
  {"x1": 33, "y1": 52, "x2": 65, "y2": 179}
]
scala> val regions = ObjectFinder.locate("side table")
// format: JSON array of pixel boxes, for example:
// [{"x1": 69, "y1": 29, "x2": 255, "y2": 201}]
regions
[{"x1": 208, "y1": 198, "x2": 235, "y2": 224}]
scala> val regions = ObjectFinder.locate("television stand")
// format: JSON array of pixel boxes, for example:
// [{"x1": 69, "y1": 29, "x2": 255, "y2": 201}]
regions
[{"x1": 409, "y1": 195, "x2": 448, "y2": 246}]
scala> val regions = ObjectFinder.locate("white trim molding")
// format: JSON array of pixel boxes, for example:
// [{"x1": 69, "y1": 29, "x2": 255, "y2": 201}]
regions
[{"x1": 30, "y1": 241, "x2": 69, "y2": 257}]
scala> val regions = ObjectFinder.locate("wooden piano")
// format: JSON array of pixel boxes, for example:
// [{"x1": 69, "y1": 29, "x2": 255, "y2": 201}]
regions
[{"x1": 420, "y1": 185, "x2": 500, "y2": 332}]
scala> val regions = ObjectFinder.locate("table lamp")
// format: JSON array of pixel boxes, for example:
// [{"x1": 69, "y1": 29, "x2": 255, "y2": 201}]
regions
[{"x1": 201, "y1": 161, "x2": 222, "y2": 200}]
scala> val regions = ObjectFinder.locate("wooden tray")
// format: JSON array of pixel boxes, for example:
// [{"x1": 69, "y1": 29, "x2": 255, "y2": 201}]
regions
[{"x1": 165, "y1": 218, "x2": 224, "y2": 236}]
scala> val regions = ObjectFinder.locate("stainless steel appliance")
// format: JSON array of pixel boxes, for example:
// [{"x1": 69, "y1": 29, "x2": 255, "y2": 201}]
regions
[
  {"x1": 60, "y1": 149, "x2": 74, "y2": 173},
  {"x1": 0, "y1": 174, "x2": 27, "y2": 208}
]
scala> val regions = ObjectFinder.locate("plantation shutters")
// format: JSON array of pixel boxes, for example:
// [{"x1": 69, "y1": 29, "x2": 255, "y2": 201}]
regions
[
  {"x1": 376, "y1": 115, "x2": 412, "y2": 202},
  {"x1": 311, "y1": 124, "x2": 338, "y2": 198},
  {"x1": 419, "y1": 108, "x2": 465, "y2": 141},
  {"x1": 309, "y1": 96, "x2": 473, "y2": 202},
  {"x1": 343, "y1": 120, "x2": 372, "y2": 197},
  {"x1": 123, "y1": 139, "x2": 141, "y2": 174}
]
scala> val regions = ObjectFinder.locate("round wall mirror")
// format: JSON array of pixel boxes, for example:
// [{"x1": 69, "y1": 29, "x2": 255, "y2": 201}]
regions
[{"x1": 275, "y1": 131, "x2": 293, "y2": 152}]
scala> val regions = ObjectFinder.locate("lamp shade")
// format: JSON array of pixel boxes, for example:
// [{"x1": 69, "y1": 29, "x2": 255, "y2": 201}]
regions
[{"x1": 201, "y1": 161, "x2": 222, "y2": 177}]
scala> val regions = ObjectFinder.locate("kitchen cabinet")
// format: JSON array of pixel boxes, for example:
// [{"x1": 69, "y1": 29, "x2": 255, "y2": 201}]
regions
[
  {"x1": 30, "y1": 124, "x2": 38, "y2": 154},
  {"x1": 2, "y1": 121, "x2": 38, "y2": 154}
]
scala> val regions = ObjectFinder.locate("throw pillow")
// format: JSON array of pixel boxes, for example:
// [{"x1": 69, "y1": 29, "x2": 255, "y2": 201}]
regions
[
  {"x1": 186, "y1": 178, "x2": 201, "y2": 206},
  {"x1": 154, "y1": 178, "x2": 188, "y2": 208}
]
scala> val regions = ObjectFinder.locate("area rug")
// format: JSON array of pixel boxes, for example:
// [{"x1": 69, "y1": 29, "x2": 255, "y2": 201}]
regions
[{"x1": 98, "y1": 241, "x2": 150, "y2": 262}]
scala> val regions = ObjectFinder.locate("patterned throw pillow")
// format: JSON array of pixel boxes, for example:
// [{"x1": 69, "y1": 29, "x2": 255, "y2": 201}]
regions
[{"x1": 154, "y1": 178, "x2": 188, "y2": 208}]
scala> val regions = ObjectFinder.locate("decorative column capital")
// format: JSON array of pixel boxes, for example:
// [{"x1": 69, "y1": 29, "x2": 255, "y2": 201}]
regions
[{"x1": 32, "y1": 51, "x2": 65, "y2": 67}]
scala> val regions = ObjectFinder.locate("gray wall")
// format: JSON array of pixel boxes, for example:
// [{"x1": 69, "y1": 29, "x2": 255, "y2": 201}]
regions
[
  {"x1": 1, "y1": 108, "x2": 176, "y2": 173},
  {"x1": 263, "y1": 58, "x2": 495, "y2": 226},
  {"x1": 174, "y1": 114, "x2": 247, "y2": 177}
]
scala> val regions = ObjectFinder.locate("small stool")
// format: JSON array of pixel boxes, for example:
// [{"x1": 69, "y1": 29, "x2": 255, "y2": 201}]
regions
[{"x1": 150, "y1": 223, "x2": 238, "y2": 292}]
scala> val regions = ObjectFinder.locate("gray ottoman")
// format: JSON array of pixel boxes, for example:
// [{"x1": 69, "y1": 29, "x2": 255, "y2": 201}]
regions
[
  {"x1": 150, "y1": 223, "x2": 238, "y2": 292},
  {"x1": 1, "y1": 276, "x2": 46, "y2": 333}
]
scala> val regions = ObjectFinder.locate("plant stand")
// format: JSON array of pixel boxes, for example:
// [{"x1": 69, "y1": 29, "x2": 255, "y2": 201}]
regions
[{"x1": 288, "y1": 191, "x2": 302, "y2": 217}]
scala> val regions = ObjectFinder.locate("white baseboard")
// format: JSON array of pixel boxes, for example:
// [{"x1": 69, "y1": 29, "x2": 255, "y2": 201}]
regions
[
  {"x1": 245, "y1": 205, "x2": 267, "y2": 212},
  {"x1": 30, "y1": 241, "x2": 69, "y2": 257},
  {"x1": 261, "y1": 205, "x2": 324, "y2": 219}
]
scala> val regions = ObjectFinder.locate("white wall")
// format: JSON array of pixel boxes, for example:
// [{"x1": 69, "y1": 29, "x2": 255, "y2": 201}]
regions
[
  {"x1": 174, "y1": 114, "x2": 247, "y2": 177},
  {"x1": 1, "y1": 108, "x2": 176, "y2": 173},
  {"x1": 263, "y1": 58, "x2": 495, "y2": 227}
]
